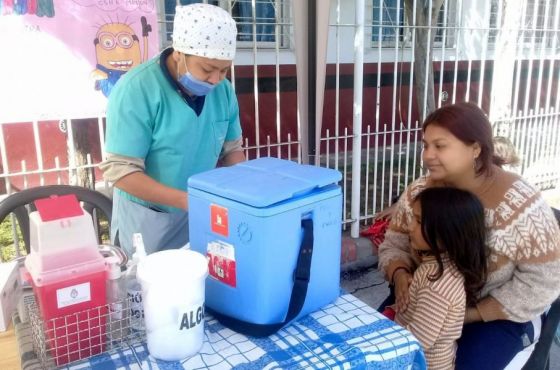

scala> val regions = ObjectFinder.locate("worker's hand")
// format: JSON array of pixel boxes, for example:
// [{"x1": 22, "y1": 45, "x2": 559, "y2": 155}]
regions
[{"x1": 393, "y1": 269, "x2": 412, "y2": 313}]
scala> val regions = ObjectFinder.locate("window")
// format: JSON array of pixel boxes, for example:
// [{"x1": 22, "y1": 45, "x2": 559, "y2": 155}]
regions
[
  {"x1": 161, "y1": 0, "x2": 288, "y2": 48},
  {"x1": 371, "y1": 0, "x2": 456, "y2": 48},
  {"x1": 489, "y1": 0, "x2": 557, "y2": 48},
  {"x1": 371, "y1": 0, "x2": 404, "y2": 45}
]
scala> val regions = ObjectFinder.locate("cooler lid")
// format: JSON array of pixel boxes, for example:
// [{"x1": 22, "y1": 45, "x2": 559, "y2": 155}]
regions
[{"x1": 188, "y1": 157, "x2": 342, "y2": 208}]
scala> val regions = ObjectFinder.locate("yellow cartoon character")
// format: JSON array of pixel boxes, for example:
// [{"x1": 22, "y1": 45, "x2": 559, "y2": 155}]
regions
[{"x1": 91, "y1": 16, "x2": 151, "y2": 97}]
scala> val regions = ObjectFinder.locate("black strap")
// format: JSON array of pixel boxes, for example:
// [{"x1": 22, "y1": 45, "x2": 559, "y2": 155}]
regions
[{"x1": 206, "y1": 218, "x2": 314, "y2": 337}]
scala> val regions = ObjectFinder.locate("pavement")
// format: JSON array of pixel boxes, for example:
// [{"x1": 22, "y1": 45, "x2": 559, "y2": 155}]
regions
[{"x1": 339, "y1": 189, "x2": 560, "y2": 370}]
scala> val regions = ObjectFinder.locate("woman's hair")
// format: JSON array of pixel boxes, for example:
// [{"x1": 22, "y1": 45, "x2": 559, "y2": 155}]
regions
[
  {"x1": 416, "y1": 187, "x2": 488, "y2": 306},
  {"x1": 493, "y1": 136, "x2": 520, "y2": 167},
  {"x1": 422, "y1": 102, "x2": 503, "y2": 176}
]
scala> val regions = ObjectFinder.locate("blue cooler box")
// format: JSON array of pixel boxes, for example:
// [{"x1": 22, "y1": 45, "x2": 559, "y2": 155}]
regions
[{"x1": 188, "y1": 157, "x2": 342, "y2": 327}]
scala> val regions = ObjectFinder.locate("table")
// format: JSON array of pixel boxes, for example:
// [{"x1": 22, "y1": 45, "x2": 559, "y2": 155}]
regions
[
  {"x1": 0, "y1": 323, "x2": 20, "y2": 370},
  {"x1": 12, "y1": 294, "x2": 426, "y2": 369}
]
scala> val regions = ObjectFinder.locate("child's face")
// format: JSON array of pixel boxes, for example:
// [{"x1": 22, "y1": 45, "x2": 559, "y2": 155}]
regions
[{"x1": 410, "y1": 201, "x2": 430, "y2": 251}]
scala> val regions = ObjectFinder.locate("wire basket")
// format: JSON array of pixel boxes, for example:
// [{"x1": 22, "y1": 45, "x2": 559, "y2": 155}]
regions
[{"x1": 27, "y1": 296, "x2": 146, "y2": 369}]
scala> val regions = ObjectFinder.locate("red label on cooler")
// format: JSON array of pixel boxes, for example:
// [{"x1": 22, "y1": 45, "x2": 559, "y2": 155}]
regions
[
  {"x1": 207, "y1": 240, "x2": 236, "y2": 287},
  {"x1": 210, "y1": 204, "x2": 229, "y2": 237},
  {"x1": 208, "y1": 253, "x2": 236, "y2": 287}
]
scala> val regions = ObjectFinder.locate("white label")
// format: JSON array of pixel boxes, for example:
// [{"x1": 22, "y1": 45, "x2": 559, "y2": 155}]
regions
[
  {"x1": 128, "y1": 289, "x2": 144, "y2": 330},
  {"x1": 207, "y1": 240, "x2": 235, "y2": 260},
  {"x1": 56, "y1": 282, "x2": 91, "y2": 309}
]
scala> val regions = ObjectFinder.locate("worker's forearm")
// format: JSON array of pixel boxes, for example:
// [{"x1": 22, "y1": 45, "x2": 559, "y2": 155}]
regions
[
  {"x1": 220, "y1": 150, "x2": 245, "y2": 167},
  {"x1": 115, "y1": 172, "x2": 188, "y2": 210}
]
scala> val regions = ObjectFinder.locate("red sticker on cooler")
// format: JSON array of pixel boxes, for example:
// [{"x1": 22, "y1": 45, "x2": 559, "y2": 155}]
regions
[
  {"x1": 210, "y1": 204, "x2": 229, "y2": 237},
  {"x1": 207, "y1": 241, "x2": 236, "y2": 287}
]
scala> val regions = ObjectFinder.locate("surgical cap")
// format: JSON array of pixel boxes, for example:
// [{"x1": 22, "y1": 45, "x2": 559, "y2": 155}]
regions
[{"x1": 172, "y1": 3, "x2": 237, "y2": 60}]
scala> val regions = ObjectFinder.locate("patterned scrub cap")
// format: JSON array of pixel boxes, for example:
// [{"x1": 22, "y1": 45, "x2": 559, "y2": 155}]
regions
[{"x1": 172, "y1": 3, "x2": 237, "y2": 60}]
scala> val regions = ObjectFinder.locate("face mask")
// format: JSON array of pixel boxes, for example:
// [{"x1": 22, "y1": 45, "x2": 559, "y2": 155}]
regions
[{"x1": 177, "y1": 56, "x2": 216, "y2": 96}]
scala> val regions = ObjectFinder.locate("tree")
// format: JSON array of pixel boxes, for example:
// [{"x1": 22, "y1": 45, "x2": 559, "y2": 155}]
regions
[{"x1": 404, "y1": 0, "x2": 445, "y2": 120}]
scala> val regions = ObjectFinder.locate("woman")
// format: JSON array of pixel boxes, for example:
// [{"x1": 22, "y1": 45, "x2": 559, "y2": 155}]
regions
[{"x1": 378, "y1": 102, "x2": 560, "y2": 369}]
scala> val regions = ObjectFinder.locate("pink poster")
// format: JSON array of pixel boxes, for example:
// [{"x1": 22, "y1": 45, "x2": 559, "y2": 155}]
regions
[{"x1": 0, "y1": 0, "x2": 160, "y2": 122}]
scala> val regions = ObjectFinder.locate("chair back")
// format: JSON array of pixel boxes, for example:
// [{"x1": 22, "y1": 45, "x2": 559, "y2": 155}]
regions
[{"x1": 0, "y1": 185, "x2": 112, "y2": 256}]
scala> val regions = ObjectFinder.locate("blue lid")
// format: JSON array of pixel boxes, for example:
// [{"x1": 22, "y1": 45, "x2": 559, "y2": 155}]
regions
[{"x1": 188, "y1": 157, "x2": 342, "y2": 207}]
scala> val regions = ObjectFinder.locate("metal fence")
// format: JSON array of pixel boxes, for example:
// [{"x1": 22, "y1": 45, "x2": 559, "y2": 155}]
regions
[{"x1": 1, "y1": 0, "x2": 560, "y2": 243}]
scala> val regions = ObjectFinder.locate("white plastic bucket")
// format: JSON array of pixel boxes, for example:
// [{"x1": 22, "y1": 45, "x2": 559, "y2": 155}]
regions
[{"x1": 137, "y1": 249, "x2": 208, "y2": 361}]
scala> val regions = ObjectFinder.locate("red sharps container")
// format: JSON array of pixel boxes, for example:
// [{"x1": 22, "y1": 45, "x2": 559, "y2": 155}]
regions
[{"x1": 24, "y1": 194, "x2": 107, "y2": 365}]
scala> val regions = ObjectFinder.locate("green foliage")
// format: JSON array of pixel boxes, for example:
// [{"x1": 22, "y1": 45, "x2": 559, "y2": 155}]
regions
[{"x1": 0, "y1": 217, "x2": 26, "y2": 262}]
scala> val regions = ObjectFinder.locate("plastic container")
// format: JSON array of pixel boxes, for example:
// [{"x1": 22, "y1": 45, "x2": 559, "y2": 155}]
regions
[
  {"x1": 188, "y1": 157, "x2": 342, "y2": 325},
  {"x1": 24, "y1": 194, "x2": 107, "y2": 365},
  {"x1": 126, "y1": 233, "x2": 146, "y2": 332},
  {"x1": 106, "y1": 256, "x2": 128, "y2": 342},
  {"x1": 137, "y1": 249, "x2": 208, "y2": 361}
]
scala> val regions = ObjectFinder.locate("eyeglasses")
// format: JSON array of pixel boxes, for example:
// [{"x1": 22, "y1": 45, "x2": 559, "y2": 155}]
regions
[{"x1": 95, "y1": 32, "x2": 138, "y2": 50}]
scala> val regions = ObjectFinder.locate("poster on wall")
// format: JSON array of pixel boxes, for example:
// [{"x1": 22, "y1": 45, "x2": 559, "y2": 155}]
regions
[{"x1": 0, "y1": 0, "x2": 160, "y2": 122}]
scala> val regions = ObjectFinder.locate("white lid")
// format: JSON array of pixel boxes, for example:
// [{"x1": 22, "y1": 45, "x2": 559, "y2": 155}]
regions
[{"x1": 137, "y1": 249, "x2": 208, "y2": 286}]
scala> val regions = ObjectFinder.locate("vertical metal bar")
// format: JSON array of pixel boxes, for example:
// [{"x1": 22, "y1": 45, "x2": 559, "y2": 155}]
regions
[
  {"x1": 21, "y1": 161, "x2": 28, "y2": 190},
  {"x1": 325, "y1": 129, "x2": 331, "y2": 168},
  {"x1": 227, "y1": 1, "x2": 236, "y2": 90},
  {"x1": 55, "y1": 157, "x2": 62, "y2": 185},
  {"x1": 374, "y1": 0, "x2": 385, "y2": 217},
  {"x1": 452, "y1": 0, "x2": 462, "y2": 103},
  {"x1": 388, "y1": 0, "x2": 402, "y2": 210},
  {"x1": 422, "y1": 0, "x2": 433, "y2": 119},
  {"x1": 477, "y1": 1, "x2": 490, "y2": 107},
  {"x1": 512, "y1": 0, "x2": 529, "y2": 119},
  {"x1": 350, "y1": 0, "x2": 365, "y2": 237},
  {"x1": 534, "y1": 0, "x2": 552, "y2": 114},
  {"x1": 544, "y1": 1, "x2": 560, "y2": 110},
  {"x1": 250, "y1": 0, "x2": 261, "y2": 158},
  {"x1": 438, "y1": 0, "x2": 449, "y2": 108},
  {"x1": 66, "y1": 118, "x2": 77, "y2": 185},
  {"x1": 380, "y1": 123, "x2": 388, "y2": 208},
  {"x1": 407, "y1": 0, "x2": 417, "y2": 125},
  {"x1": 335, "y1": 0, "x2": 341, "y2": 171},
  {"x1": 343, "y1": 127, "x2": 349, "y2": 227},
  {"x1": 412, "y1": 120, "x2": 420, "y2": 179},
  {"x1": 97, "y1": 115, "x2": 106, "y2": 160},
  {"x1": 308, "y1": 0, "x2": 317, "y2": 164},
  {"x1": 0, "y1": 123, "x2": 12, "y2": 194},
  {"x1": 523, "y1": 0, "x2": 540, "y2": 115},
  {"x1": 274, "y1": 0, "x2": 282, "y2": 158},
  {"x1": 32, "y1": 120, "x2": 45, "y2": 186},
  {"x1": 364, "y1": 125, "x2": 371, "y2": 221}
]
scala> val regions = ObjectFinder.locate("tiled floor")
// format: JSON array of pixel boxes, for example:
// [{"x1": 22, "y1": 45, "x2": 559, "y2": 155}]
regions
[{"x1": 340, "y1": 266, "x2": 560, "y2": 370}]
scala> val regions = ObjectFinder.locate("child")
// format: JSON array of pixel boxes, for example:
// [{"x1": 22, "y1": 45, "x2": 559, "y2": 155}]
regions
[
  {"x1": 493, "y1": 136, "x2": 520, "y2": 172},
  {"x1": 393, "y1": 187, "x2": 488, "y2": 370}
]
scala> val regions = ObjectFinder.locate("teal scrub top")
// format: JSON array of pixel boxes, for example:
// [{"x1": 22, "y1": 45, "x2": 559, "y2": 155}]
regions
[{"x1": 105, "y1": 50, "x2": 242, "y2": 213}]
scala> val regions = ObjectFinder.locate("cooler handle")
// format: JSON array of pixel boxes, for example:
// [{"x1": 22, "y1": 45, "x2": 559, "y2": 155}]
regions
[{"x1": 206, "y1": 218, "x2": 314, "y2": 337}]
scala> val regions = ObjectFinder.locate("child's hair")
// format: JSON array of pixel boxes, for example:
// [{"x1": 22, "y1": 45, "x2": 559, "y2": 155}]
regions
[
  {"x1": 416, "y1": 187, "x2": 488, "y2": 306},
  {"x1": 493, "y1": 136, "x2": 520, "y2": 168}
]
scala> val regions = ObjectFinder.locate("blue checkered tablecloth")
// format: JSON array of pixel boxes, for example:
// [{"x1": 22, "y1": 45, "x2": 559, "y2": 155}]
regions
[{"x1": 56, "y1": 294, "x2": 426, "y2": 370}]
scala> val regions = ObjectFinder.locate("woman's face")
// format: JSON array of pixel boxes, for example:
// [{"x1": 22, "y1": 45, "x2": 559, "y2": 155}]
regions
[
  {"x1": 422, "y1": 124, "x2": 481, "y2": 184},
  {"x1": 410, "y1": 201, "x2": 429, "y2": 251}
]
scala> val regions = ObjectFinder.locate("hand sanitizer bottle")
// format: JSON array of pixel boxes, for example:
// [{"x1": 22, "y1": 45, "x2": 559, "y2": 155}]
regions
[
  {"x1": 127, "y1": 233, "x2": 147, "y2": 332},
  {"x1": 106, "y1": 256, "x2": 128, "y2": 342}
]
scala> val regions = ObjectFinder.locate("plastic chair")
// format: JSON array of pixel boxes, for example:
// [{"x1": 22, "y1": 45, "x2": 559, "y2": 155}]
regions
[
  {"x1": 521, "y1": 207, "x2": 560, "y2": 370},
  {"x1": 0, "y1": 185, "x2": 112, "y2": 254}
]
